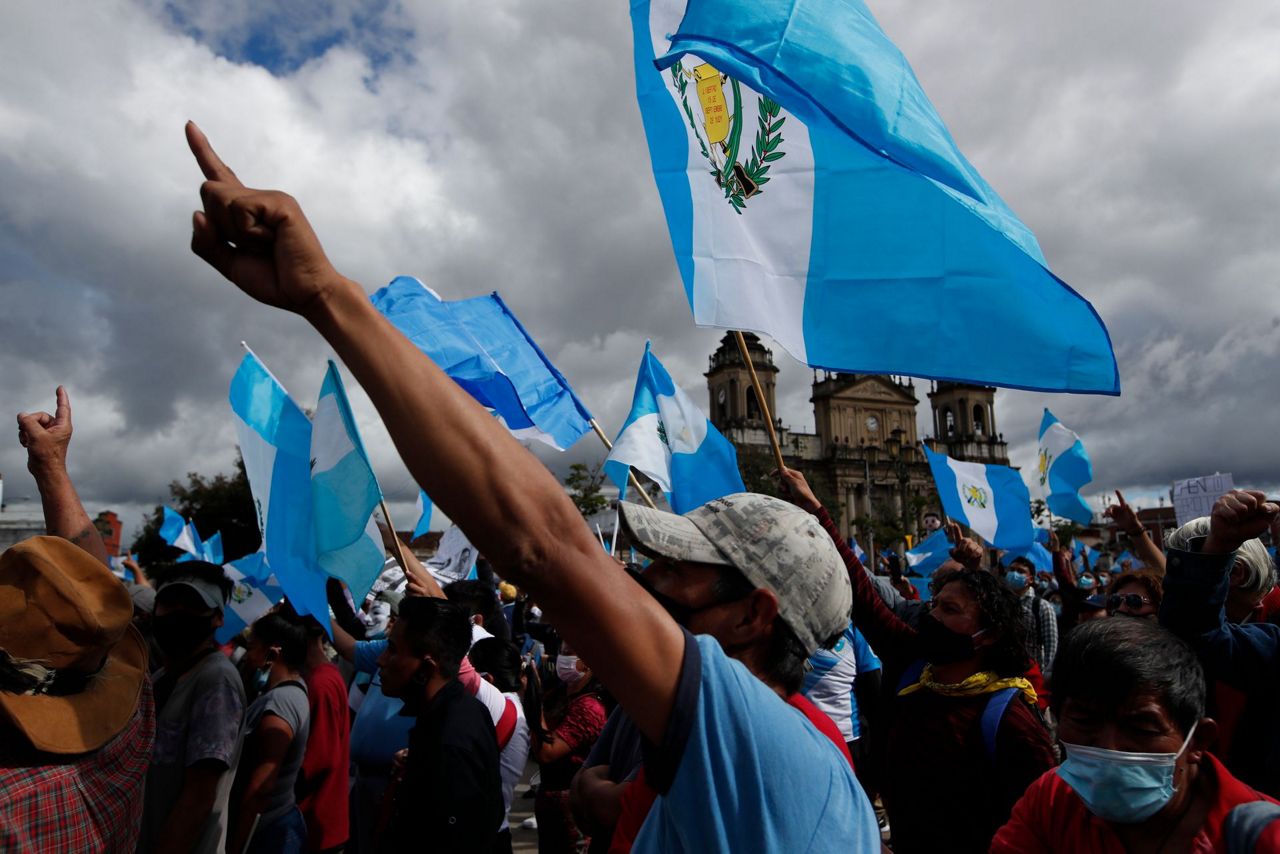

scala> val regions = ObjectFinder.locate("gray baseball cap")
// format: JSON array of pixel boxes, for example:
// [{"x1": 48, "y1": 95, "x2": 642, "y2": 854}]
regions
[
  {"x1": 156, "y1": 575, "x2": 227, "y2": 610},
  {"x1": 620, "y1": 493, "x2": 852, "y2": 655}
]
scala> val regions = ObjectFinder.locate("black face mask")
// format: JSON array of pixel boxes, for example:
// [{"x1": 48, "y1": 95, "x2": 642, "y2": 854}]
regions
[
  {"x1": 152, "y1": 614, "x2": 214, "y2": 659},
  {"x1": 626, "y1": 564, "x2": 698, "y2": 625},
  {"x1": 917, "y1": 612, "x2": 980, "y2": 664}
]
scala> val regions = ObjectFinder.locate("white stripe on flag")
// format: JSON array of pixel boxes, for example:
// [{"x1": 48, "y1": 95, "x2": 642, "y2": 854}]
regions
[
  {"x1": 648, "y1": 0, "x2": 815, "y2": 361},
  {"x1": 310, "y1": 393, "x2": 357, "y2": 475},
  {"x1": 609, "y1": 412, "x2": 673, "y2": 493},
  {"x1": 946, "y1": 456, "x2": 999, "y2": 545},
  {"x1": 656, "y1": 385, "x2": 710, "y2": 453},
  {"x1": 1037, "y1": 422, "x2": 1079, "y2": 497}
]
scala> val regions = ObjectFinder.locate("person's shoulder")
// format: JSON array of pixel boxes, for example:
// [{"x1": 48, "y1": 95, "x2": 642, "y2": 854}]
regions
[
  {"x1": 189, "y1": 652, "x2": 246, "y2": 695},
  {"x1": 570, "y1": 692, "x2": 607, "y2": 717}
]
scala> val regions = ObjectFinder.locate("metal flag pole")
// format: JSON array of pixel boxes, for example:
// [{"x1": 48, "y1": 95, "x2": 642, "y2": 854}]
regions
[
  {"x1": 733, "y1": 331, "x2": 786, "y2": 473},
  {"x1": 588, "y1": 419, "x2": 659, "y2": 510}
]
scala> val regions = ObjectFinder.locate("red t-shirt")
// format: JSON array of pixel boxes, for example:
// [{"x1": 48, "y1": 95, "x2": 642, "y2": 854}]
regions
[
  {"x1": 607, "y1": 693, "x2": 851, "y2": 853},
  {"x1": 298, "y1": 662, "x2": 351, "y2": 852},
  {"x1": 991, "y1": 753, "x2": 1280, "y2": 853}
]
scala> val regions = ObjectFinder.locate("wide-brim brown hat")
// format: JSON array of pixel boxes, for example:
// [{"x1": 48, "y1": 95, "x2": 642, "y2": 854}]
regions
[{"x1": 0, "y1": 536, "x2": 147, "y2": 754}]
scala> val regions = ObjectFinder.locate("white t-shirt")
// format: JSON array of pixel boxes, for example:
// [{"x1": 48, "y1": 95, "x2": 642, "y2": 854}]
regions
[{"x1": 496, "y1": 692, "x2": 530, "y2": 831}]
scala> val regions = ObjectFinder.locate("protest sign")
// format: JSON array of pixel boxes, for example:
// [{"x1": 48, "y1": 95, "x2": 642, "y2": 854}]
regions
[
  {"x1": 426, "y1": 526, "x2": 478, "y2": 585},
  {"x1": 1172, "y1": 473, "x2": 1235, "y2": 527}
]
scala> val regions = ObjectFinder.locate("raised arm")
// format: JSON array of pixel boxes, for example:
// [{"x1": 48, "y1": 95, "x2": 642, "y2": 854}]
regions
[
  {"x1": 1160, "y1": 490, "x2": 1280, "y2": 683},
  {"x1": 1105, "y1": 490, "x2": 1166, "y2": 575},
  {"x1": 184, "y1": 123, "x2": 683, "y2": 744},
  {"x1": 17, "y1": 387, "x2": 110, "y2": 566}
]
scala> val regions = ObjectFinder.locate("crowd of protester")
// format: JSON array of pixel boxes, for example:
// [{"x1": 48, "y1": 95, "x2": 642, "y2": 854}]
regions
[{"x1": 3, "y1": 125, "x2": 1280, "y2": 852}]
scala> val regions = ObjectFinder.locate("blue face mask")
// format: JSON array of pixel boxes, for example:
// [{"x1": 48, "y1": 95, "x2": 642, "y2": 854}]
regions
[
  {"x1": 1079, "y1": 576, "x2": 1096, "y2": 590},
  {"x1": 1005, "y1": 571, "x2": 1029, "y2": 591},
  {"x1": 1056, "y1": 723, "x2": 1197, "y2": 824},
  {"x1": 1051, "y1": 602, "x2": 1063, "y2": 617}
]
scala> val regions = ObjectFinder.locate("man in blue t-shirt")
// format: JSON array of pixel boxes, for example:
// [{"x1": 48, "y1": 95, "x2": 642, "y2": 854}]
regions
[{"x1": 184, "y1": 128, "x2": 882, "y2": 852}]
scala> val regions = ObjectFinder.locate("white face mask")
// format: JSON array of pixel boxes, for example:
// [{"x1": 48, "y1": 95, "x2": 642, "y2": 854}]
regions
[{"x1": 555, "y1": 655, "x2": 582, "y2": 685}]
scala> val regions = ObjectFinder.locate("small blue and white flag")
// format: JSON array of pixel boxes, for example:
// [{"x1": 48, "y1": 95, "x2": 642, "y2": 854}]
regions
[
  {"x1": 605, "y1": 342, "x2": 744, "y2": 514},
  {"x1": 413, "y1": 490, "x2": 434, "y2": 541},
  {"x1": 905, "y1": 528, "x2": 952, "y2": 576},
  {"x1": 229, "y1": 349, "x2": 329, "y2": 622},
  {"x1": 311, "y1": 361, "x2": 387, "y2": 603},
  {"x1": 924, "y1": 446, "x2": 1034, "y2": 550},
  {"x1": 371, "y1": 277, "x2": 593, "y2": 450},
  {"x1": 849, "y1": 537, "x2": 866, "y2": 563},
  {"x1": 1036, "y1": 410, "x2": 1095, "y2": 525},
  {"x1": 630, "y1": 0, "x2": 1118, "y2": 395},
  {"x1": 216, "y1": 552, "x2": 284, "y2": 644},
  {"x1": 159, "y1": 506, "x2": 199, "y2": 555}
]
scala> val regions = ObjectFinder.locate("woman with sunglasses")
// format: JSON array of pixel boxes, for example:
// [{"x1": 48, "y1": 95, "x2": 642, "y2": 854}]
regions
[{"x1": 1106, "y1": 570, "x2": 1163, "y2": 619}]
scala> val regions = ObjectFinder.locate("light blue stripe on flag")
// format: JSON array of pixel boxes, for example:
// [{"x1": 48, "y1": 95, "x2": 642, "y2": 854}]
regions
[
  {"x1": 229, "y1": 350, "x2": 329, "y2": 622},
  {"x1": 413, "y1": 490, "x2": 434, "y2": 540},
  {"x1": 631, "y1": 0, "x2": 1118, "y2": 395},
  {"x1": 370, "y1": 277, "x2": 593, "y2": 450},
  {"x1": 605, "y1": 341, "x2": 744, "y2": 513},
  {"x1": 311, "y1": 361, "x2": 386, "y2": 603},
  {"x1": 924, "y1": 446, "x2": 1034, "y2": 550}
]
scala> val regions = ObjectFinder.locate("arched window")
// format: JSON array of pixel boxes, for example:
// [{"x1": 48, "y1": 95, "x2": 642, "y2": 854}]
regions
[
  {"x1": 973, "y1": 405, "x2": 986, "y2": 436},
  {"x1": 746, "y1": 388, "x2": 761, "y2": 421},
  {"x1": 943, "y1": 408, "x2": 956, "y2": 437}
]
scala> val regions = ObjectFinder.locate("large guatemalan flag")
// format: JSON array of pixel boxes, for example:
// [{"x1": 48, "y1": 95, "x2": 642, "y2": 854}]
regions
[
  {"x1": 371, "y1": 276, "x2": 593, "y2": 451},
  {"x1": 630, "y1": 0, "x2": 1119, "y2": 395},
  {"x1": 605, "y1": 342, "x2": 744, "y2": 513},
  {"x1": 1036, "y1": 409, "x2": 1095, "y2": 525},
  {"x1": 924, "y1": 446, "x2": 1034, "y2": 550}
]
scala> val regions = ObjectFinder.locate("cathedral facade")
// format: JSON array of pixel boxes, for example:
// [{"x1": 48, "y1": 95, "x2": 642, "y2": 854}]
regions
[{"x1": 705, "y1": 333, "x2": 1011, "y2": 547}]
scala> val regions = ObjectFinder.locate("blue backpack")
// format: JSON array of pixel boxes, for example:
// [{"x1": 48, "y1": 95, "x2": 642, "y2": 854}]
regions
[{"x1": 896, "y1": 659, "x2": 1020, "y2": 761}]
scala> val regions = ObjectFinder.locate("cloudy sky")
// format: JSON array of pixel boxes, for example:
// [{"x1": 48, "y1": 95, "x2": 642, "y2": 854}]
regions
[{"x1": 2, "y1": 1, "x2": 1277, "y2": 543}]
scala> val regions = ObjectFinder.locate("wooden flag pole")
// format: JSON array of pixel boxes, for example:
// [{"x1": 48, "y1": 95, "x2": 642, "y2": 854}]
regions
[
  {"x1": 378, "y1": 498, "x2": 412, "y2": 574},
  {"x1": 733, "y1": 331, "x2": 786, "y2": 473},
  {"x1": 589, "y1": 419, "x2": 659, "y2": 510}
]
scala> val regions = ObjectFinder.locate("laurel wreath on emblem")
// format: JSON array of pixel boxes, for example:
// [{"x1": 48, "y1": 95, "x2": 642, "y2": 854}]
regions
[
  {"x1": 657, "y1": 419, "x2": 670, "y2": 448},
  {"x1": 672, "y1": 65, "x2": 787, "y2": 213},
  {"x1": 1037, "y1": 449, "x2": 1051, "y2": 487}
]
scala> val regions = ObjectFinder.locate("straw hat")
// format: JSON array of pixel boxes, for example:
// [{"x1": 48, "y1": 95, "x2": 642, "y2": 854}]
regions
[{"x1": 0, "y1": 536, "x2": 146, "y2": 754}]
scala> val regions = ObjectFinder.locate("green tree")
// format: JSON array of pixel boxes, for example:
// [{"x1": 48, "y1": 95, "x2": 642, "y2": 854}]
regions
[
  {"x1": 565, "y1": 461, "x2": 609, "y2": 519},
  {"x1": 131, "y1": 455, "x2": 260, "y2": 566}
]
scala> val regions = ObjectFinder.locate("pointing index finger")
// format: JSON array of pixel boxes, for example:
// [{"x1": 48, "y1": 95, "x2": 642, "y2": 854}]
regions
[
  {"x1": 55, "y1": 386, "x2": 70, "y2": 423},
  {"x1": 185, "y1": 121, "x2": 242, "y2": 187}
]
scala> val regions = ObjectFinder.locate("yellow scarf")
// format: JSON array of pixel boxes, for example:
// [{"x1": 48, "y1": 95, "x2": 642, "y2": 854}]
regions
[{"x1": 898, "y1": 665, "x2": 1038, "y2": 706}]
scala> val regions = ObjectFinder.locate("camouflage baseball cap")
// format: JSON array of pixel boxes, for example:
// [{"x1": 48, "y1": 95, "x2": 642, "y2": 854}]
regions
[{"x1": 619, "y1": 493, "x2": 852, "y2": 654}]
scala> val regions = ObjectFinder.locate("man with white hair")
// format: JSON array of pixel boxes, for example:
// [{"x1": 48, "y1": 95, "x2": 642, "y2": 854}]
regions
[
  {"x1": 1165, "y1": 514, "x2": 1275, "y2": 623},
  {"x1": 1161, "y1": 489, "x2": 1280, "y2": 798}
]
